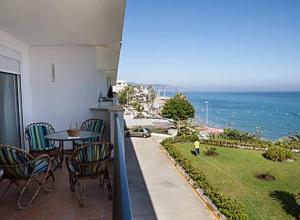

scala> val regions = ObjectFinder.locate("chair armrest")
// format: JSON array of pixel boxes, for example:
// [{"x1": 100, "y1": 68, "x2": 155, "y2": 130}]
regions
[{"x1": 34, "y1": 154, "x2": 51, "y2": 162}]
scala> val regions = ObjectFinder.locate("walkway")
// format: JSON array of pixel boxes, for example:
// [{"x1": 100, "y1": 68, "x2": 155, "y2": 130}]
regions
[{"x1": 125, "y1": 136, "x2": 215, "y2": 220}]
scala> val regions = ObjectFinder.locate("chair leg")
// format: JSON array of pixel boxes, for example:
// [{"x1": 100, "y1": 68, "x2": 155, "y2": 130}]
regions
[
  {"x1": 0, "y1": 179, "x2": 13, "y2": 203},
  {"x1": 18, "y1": 168, "x2": 52, "y2": 210},
  {"x1": 42, "y1": 170, "x2": 55, "y2": 192},
  {"x1": 98, "y1": 174, "x2": 105, "y2": 187},
  {"x1": 74, "y1": 178, "x2": 85, "y2": 207},
  {"x1": 59, "y1": 148, "x2": 64, "y2": 169},
  {"x1": 51, "y1": 157, "x2": 59, "y2": 171},
  {"x1": 69, "y1": 173, "x2": 75, "y2": 192},
  {"x1": 103, "y1": 168, "x2": 112, "y2": 200},
  {"x1": 18, "y1": 177, "x2": 42, "y2": 210}
]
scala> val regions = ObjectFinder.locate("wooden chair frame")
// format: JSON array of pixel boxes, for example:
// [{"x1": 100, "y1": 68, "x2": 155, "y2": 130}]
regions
[
  {"x1": 0, "y1": 145, "x2": 55, "y2": 209},
  {"x1": 66, "y1": 142, "x2": 112, "y2": 207}
]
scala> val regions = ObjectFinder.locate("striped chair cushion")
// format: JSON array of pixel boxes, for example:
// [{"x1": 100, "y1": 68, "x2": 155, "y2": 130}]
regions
[
  {"x1": 0, "y1": 146, "x2": 48, "y2": 178},
  {"x1": 77, "y1": 119, "x2": 105, "y2": 145},
  {"x1": 81, "y1": 119, "x2": 104, "y2": 133},
  {"x1": 71, "y1": 143, "x2": 111, "y2": 176},
  {"x1": 26, "y1": 124, "x2": 55, "y2": 151},
  {"x1": 32, "y1": 160, "x2": 49, "y2": 176}
]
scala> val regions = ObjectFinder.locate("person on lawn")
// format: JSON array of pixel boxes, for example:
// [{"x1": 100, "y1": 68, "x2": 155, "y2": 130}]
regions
[{"x1": 194, "y1": 140, "x2": 200, "y2": 156}]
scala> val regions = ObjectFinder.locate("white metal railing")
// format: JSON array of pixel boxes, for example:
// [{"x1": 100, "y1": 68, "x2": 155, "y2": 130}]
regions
[{"x1": 113, "y1": 113, "x2": 132, "y2": 220}]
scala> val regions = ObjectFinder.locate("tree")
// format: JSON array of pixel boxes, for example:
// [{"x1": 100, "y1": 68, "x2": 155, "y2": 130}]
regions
[
  {"x1": 132, "y1": 101, "x2": 144, "y2": 113},
  {"x1": 117, "y1": 85, "x2": 134, "y2": 105},
  {"x1": 146, "y1": 89, "x2": 156, "y2": 104},
  {"x1": 161, "y1": 93, "x2": 195, "y2": 121}
]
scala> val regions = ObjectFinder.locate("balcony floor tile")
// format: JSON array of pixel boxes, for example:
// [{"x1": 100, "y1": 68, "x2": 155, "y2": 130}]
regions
[{"x1": 0, "y1": 161, "x2": 112, "y2": 220}]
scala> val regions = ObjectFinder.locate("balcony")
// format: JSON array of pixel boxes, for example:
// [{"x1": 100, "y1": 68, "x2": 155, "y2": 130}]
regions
[
  {"x1": 0, "y1": 112, "x2": 132, "y2": 220},
  {"x1": 0, "y1": 165, "x2": 113, "y2": 219}
]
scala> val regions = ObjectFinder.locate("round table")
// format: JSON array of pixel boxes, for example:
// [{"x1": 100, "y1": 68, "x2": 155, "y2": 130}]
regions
[{"x1": 44, "y1": 131, "x2": 99, "y2": 154}]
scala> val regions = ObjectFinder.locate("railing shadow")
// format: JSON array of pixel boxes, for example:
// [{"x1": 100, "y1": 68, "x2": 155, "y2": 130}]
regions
[
  {"x1": 270, "y1": 190, "x2": 300, "y2": 219},
  {"x1": 125, "y1": 136, "x2": 157, "y2": 219}
]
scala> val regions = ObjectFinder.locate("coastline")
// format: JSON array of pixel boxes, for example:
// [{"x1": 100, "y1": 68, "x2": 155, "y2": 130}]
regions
[{"x1": 166, "y1": 91, "x2": 300, "y2": 140}]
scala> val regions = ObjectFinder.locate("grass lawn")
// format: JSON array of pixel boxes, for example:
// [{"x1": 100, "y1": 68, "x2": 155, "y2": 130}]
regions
[{"x1": 174, "y1": 142, "x2": 300, "y2": 220}]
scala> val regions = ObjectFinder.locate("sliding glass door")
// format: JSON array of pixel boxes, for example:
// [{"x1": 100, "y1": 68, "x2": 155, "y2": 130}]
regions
[{"x1": 0, "y1": 72, "x2": 22, "y2": 146}]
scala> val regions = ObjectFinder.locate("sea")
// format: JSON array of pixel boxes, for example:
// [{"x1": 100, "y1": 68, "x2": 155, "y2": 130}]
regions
[{"x1": 166, "y1": 92, "x2": 300, "y2": 140}]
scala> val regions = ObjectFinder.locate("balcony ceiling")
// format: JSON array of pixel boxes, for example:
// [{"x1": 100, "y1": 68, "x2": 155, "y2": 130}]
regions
[{"x1": 0, "y1": 0, "x2": 125, "y2": 46}]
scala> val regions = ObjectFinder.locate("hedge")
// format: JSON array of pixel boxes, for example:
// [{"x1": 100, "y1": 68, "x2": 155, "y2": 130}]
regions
[
  {"x1": 161, "y1": 138, "x2": 248, "y2": 220},
  {"x1": 201, "y1": 137, "x2": 300, "y2": 150},
  {"x1": 205, "y1": 128, "x2": 300, "y2": 150}
]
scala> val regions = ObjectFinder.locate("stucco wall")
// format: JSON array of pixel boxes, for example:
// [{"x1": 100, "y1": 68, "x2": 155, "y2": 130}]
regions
[
  {"x1": 0, "y1": 30, "x2": 119, "y2": 148},
  {"x1": 29, "y1": 46, "x2": 98, "y2": 131}
]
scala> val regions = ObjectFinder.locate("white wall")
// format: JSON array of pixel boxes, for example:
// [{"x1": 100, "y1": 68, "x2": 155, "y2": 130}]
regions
[
  {"x1": 29, "y1": 46, "x2": 98, "y2": 131},
  {"x1": 0, "y1": 30, "x2": 32, "y2": 130},
  {"x1": 96, "y1": 44, "x2": 120, "y2": 96},
  {"x1": 0, "y1": 30, "x2": 120, "y2": 147}
]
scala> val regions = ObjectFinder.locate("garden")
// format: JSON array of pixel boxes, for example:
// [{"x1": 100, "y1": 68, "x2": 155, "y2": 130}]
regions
[
  {"x1": 160, "y1": 93, "x2": 300, "y2": 219},
  {"x1": 163, "y1": 138, "x2": 300, "y2": 219}
]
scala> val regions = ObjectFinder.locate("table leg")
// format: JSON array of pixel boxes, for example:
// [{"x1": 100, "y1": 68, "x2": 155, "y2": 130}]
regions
[{"x1": 59, "y1": 141, "x2": 64, "y2": 168}]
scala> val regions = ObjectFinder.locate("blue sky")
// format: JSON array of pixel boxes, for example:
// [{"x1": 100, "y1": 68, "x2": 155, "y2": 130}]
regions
[{"x1": 118, "y1": 0, "x2": 300, "y2": 91}]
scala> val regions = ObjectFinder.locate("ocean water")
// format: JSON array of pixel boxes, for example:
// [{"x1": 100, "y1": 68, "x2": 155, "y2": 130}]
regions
[{"x1": 166, "y1": 92, "x2": 300, "y2": 140}]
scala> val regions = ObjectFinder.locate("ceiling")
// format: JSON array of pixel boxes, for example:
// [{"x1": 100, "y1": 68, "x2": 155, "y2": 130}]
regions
[{"x1": 0, "y1": 0, "x2": 126, "y2": 46}]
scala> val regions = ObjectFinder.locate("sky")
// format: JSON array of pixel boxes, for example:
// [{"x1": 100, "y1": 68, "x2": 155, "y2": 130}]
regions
[{"x1": 118, "y1": 0, "x2": 300, "y2": 92}]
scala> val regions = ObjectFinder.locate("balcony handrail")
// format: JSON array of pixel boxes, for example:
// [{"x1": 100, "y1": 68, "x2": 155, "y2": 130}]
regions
[{"x1": 113, "y1": 113, "x2": 132, "y2": 220}]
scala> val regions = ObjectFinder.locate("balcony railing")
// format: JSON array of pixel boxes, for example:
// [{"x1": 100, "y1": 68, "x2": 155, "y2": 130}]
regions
[{"x1": 113, "y1": 112, "x2": 132, "y2": 220}]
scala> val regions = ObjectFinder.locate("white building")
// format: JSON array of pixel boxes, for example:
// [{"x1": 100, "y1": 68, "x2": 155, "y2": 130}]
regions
[{"x1": 113, "y1": 79, "x2": 128, "y2": 93}]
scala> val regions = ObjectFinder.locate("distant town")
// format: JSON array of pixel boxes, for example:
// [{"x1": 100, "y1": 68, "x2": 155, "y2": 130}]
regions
[{"x1": 114, "y1": 80, "x2": 171, "y2": 119}]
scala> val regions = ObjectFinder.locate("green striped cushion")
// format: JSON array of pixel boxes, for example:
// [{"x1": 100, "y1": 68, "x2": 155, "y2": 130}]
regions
[
  {"x1": 26, "y1": 125, "x2": 54, "y2": 151},
  {"x1": 72, "y1": 143, "x2": 111, "y2": 176},
  {"x1": 78, "y1": 119, "x2": 105, "y2": 145},
  {"x1": 0, "y1": 146, "x2": 49, "y2": 178}
]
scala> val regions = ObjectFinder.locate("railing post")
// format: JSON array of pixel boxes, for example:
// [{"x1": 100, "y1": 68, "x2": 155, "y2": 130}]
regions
[{"x1": 109, "y1": 106, "x2": 125, "y2": 147}]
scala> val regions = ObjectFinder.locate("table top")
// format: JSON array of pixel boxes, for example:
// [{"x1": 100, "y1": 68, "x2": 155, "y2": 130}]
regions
[{"x1": 44, "y1": 131, "x2": 99, "y2": 141}]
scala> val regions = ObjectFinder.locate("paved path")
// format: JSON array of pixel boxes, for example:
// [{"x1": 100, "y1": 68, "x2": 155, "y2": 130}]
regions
[{"x1": 125, "y1": 136, "x2": 215, "y2": 220}]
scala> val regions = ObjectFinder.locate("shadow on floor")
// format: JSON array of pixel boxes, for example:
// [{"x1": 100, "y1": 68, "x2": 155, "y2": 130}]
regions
[
  {"x1": 0, "y1": 161, "x2": 112, "y2": 220},
  {"x1": 270, "y1": 190, "x2": 300, "y2": 219},
  {"x1": 125, "y1": 137, "x2": 157, "y2": 220}
]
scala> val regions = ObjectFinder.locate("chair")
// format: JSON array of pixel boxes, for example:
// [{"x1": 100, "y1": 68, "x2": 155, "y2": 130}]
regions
[
  {"x1": 0, "y1": 145, "x2": 54, "y2": 209},
  {"x1": 75, "y1": 119, "x2": 105, "y2": 146},
  {"x1": 25, "y1": 122, "x2": 63, "y2": 170},
  {"x1": 66, "y1": 142, "x2": 112, "y2": 207}
]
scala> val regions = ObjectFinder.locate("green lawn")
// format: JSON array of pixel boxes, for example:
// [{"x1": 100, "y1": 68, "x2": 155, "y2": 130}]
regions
[{"x1": 174, "y1": 142, "x2": 300, "y2": 220}]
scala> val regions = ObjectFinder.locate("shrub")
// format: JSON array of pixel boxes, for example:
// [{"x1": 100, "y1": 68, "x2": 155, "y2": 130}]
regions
[
  {"x1": 173, "y1": 132, "x2": 199, "y2": 143},
  {"x1": 219, "y1": 128, "x2": 256, "y2": 141},
  {"x1": 275, "y1": 139, "x2": 300, "y2": 150},
  {"x1": 205, "y1": 147, "x2": 218, "y2": 156},
  {"x1": 263, "y1": 146, "x2": 293, "y2": 162},
  {"x1": 162, "y1": 138, "x2": 247, "y2": 219}
]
